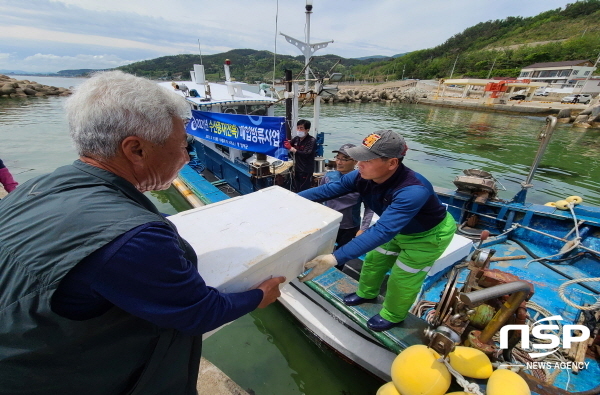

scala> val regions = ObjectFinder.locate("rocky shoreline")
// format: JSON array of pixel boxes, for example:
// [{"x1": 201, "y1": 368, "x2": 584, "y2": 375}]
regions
[{"x1": 0, "y1": 74, "x2": 71, "y2": 98}]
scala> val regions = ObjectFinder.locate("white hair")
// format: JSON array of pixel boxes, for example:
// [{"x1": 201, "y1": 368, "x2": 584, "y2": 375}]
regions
[{"x1": 65, "y1": 70, "x2": 191, "y2": 159}]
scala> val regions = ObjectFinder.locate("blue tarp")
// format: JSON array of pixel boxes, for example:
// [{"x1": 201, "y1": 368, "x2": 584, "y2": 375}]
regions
[{"x1": 187, "y1": 110, "x2": 288, "y2": 160}]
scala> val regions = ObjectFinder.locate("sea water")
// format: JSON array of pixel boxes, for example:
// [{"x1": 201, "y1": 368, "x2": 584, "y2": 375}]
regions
[{"x1": 2, "y1": 76, "x2": 600, "y2": 395}]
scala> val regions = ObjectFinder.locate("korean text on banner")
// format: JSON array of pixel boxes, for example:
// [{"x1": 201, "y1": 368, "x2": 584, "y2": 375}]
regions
[{"x1": 187, "y1": 110, "x2": 288, "y2": 160}]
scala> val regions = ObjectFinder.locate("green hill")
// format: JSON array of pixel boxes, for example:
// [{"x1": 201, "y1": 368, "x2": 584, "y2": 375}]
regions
[
  {"x1": 355, "y1": 0, "x2": 600, "y2": 81},
  {"x1": 116, "y1": 49, "x2": 374, "y2": 83}
]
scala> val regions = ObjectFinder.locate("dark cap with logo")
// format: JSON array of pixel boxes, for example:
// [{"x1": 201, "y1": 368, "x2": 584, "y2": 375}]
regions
[
  {"x1": 332, "y1": 143, "x2": 356, "y2": 157},
  {"x1": 346, "y1": 130, "x2": 408, "y2": 161}
]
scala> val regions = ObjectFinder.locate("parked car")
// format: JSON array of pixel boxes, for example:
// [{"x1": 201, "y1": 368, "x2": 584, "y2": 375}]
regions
[
  {"x1": 535, "y1": 91, "x2": 549, "y2": 96},
  {"x1": 561, "y1": 94, "x2": 592, "y2": 104},
  {"x1": 509, "y1": 94, "x2": 527, "y2": 101}
]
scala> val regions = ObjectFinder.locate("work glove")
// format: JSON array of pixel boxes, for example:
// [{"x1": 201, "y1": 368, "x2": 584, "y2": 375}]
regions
[
  {"x1": 283, "y1": 140, "x2": 292, "y2": 150},
  {"x1": 299, "y1": 254, "x2": 337, "y2": 282}
]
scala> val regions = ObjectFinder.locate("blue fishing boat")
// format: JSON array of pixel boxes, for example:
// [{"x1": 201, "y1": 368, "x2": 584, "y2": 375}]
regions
[{"x1": 158, "y1": 4, "x2": 600, "y2": 394}]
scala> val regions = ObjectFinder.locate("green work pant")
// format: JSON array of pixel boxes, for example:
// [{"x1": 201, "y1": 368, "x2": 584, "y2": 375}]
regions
[{"x1": 356, "y1": 212, "x2": 457, "y2": 323}]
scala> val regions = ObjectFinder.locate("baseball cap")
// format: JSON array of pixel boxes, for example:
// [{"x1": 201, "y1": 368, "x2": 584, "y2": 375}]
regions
[
  {"x1": 332, "y1": 143, "x2": 356, "y2": 157},
  {"x1": 346, "y1": 130, "x2": 408, "y2": 161}
]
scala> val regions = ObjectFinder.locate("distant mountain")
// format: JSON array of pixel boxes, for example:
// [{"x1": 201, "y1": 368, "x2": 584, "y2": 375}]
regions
[
  {"x1": 354, "y1": 55, "x2": 390, "y2": 60},
  {"x1": 0, "y1": 69, "x2": 101, "y2": 77},
  {"x1": 57, "y1": 69, "x2": 102, "y2": 77},
  {"x1": 353, "y1": 53, "x2": 407, "y2": 60},
  {"x1": 0, "y1": 69, "x2": 51, "y2": 75}
]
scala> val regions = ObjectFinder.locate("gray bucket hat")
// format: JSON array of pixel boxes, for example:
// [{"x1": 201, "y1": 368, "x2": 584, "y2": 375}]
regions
[
  {"x1": 332, "y1": 143, "x2": 356, "y2": 157},
  {"x1": 346, "y1": 130, "x2": 408, "y2": 161}
]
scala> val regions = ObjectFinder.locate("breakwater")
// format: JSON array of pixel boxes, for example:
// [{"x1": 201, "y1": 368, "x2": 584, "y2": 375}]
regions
[
  {"x1": 0, "y1": 74, "x2": 71, "y2": 98},
  {"x1": 321, "y1": 86, "x2": 429, "y2": 104}
]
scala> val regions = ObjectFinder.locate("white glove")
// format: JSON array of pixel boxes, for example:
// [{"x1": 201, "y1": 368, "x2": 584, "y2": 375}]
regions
[{"x1": 299, "y1": 254, "x2": 337, "y2": 282}]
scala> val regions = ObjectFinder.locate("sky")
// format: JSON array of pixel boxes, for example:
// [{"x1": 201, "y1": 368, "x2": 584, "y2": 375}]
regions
[{"x1": 0, "y1": 0, "x2": 580, "y2": 73}]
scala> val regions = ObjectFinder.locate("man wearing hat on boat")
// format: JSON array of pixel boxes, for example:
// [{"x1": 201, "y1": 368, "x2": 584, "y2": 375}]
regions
[
  {"x1": 319, "y1": 143, "x2": 374, "y2": 264},
  {"x1": 298, "y1": 130, "x2": 456, "y2": 331}
]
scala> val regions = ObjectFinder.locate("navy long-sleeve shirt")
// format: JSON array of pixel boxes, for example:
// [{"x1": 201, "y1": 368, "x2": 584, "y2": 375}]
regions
[
  {"x1": 299, "y1": 165, "x2": 447, "y2": 264},
  {"x1": 51, "y1": 222, "x2": 263, "y2": 336}
]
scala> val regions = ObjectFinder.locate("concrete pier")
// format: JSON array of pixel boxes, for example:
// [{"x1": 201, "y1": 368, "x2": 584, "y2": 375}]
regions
[{"x1": 197, "y1": 357, "x2": 250, "y2": 395}]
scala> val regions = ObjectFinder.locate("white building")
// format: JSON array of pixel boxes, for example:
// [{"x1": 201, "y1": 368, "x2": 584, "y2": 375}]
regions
[{"x1": 519, "y1": 60, "x2": 597, "y2": 93}]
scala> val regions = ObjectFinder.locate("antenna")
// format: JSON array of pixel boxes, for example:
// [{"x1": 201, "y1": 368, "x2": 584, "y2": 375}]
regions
[{"x1": 198, "y1": 39, "x2": 203, "y2": 65}]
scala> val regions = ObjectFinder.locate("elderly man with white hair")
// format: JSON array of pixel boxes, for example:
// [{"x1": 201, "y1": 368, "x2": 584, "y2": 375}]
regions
[{"x1": 0, "y1": 70, "x2": 284, "y2": 395}]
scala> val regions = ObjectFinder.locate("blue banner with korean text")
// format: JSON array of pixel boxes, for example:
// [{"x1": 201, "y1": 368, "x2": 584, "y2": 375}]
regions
[{"x1": 187, "y1": 110, "x2": 288, "y2": 160}]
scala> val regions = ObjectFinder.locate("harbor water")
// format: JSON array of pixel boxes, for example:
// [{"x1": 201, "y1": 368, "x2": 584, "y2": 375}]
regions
[{"x1": 2, "y1": 76, "x2": 600, "y2": 394}]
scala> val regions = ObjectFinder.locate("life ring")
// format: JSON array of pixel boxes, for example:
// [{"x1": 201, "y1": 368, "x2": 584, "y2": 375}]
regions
[
  {"x1": 554, "y1": 200, "x2": 570, "y2": 210},
  {"x1": 544, "y1": 202, "x2": 557, "y2": 207},
  {"x1": 565, "y1": 195, "x2": 583, "y2": 205}
]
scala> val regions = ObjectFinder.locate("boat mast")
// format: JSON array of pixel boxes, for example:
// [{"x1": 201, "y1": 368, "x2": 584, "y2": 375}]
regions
[
  {"x1": 304, "y1": 1, "x2": 312, "y2": 92},
  {"x1": 280, "y1": 1, "x2": 333, "y2": 172},
  {"x1": 280, "y1": 1, "x2": 333, "y2": 100}
]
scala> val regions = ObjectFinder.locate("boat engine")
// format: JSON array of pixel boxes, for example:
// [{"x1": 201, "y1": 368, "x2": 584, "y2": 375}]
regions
[
  {"x1": 425, "y1": 235, "x2": 534, "y2": 359},
  {"x1": 453, "y1": 169, "x2": 499, "y2": 204}
]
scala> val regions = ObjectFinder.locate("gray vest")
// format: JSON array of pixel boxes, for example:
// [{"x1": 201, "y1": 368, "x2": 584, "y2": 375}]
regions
[{"x1": 0, "y1": 161, "x2": 202, "y2": 395}]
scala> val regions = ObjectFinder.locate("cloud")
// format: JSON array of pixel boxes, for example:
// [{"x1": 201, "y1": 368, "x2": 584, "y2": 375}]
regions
[
  {"x1": 0, "y1": 0, "x2": 578, "y2": 72},
  {"x1": 0, "y1": 52, "x2": 134, "y2": 73}
]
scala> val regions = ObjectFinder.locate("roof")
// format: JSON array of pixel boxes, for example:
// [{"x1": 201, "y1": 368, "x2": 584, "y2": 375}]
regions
[
  {"x1": 442, "y1": 78, "x2": 546, "y2": 87},
  {"x1": 158, "y1": 81, "x2": 277, "y2": 107},
  {"x1": 522, "y1": 60, "x2": 592, "y2": 69}
]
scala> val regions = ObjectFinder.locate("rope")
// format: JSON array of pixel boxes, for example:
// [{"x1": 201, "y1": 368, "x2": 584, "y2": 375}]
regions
[
  {"x1": 438, "y1": 357, "x2": 484, "y2": 395},
  {"x1": 558, "y1": 277, "x2": 600, "y2": 311},
  {"x1": 524, "y1": 201, "x2": 583, "y2": 268}
]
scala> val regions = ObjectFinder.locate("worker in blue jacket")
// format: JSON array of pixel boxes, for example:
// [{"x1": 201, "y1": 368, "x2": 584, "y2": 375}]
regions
[
  {"x1": 0, "y1": 70, "x2": 284, "y2": 395},
  {"x1": 298, "y1": 130, "x2": 456, "y2": 331},
  {"x1": 319, "y1": 143, "x2": 374, "y2": 261}
]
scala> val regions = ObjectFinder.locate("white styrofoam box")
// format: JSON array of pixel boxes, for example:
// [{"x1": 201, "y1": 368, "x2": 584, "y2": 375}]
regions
[
  {"x1": 427, "y1": 234, "x2": 473, "y2": 277},
  {"x1": 168, "y1": 186, "x2": 342, "y2": 293}
]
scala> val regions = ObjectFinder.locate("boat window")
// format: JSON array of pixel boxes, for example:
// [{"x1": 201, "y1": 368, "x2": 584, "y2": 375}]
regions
[
  {"x1": 215, "y1": 143, "x2": 230, "y2": 156},
  {"x1": 248, "y1": 105, "x2": 268, "y2": 116},
  {"x1": 222, "y1": 105, "x2": 268, "y2": 116}
]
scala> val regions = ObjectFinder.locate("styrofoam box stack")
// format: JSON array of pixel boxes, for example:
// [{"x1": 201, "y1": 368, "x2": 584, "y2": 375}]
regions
[{"x1": 168, "y1": 186, "x2": 342, "y2": 293}]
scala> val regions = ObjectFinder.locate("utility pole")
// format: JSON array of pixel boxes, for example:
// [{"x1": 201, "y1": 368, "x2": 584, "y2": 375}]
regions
[
  {"x1": 487, "y1": 57, "x2": 497, "y2": 79},
  {"x1": 450, "y1": 55, "x2": 459, "y2": 79},
  {"x1": 401, "y1": 64, "x2": 405, "y2": 80}
]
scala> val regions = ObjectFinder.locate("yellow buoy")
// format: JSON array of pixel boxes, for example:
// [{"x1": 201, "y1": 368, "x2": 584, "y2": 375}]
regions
[
  {"x1": 486, "y1": 369, "x2": 530, "y2": 395},
  {"x1": 391, "y1": 345, "x2": 451, "y2": 395},
  {"x1": 448, "y1": 346, "x2": 493, "y2": 379},
  {"x1": 566, "y1": 195, "x2": 583, "y2": 205},
  {"x1": 544, "y1": 202, "x2": 556, "y2": 207},
  {"x1": 377, "y1": 382, "x2": 401, "y2": 395},
  {"x1": 445, "y1": 392, "x2": 473, "y2": 395},
  {"x1": 554, "y1": 200, "x2": 570, "y2": 210}
]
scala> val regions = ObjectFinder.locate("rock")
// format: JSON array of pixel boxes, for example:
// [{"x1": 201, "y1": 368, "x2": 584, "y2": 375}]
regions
[
  {"x1": 0, "y1": 74, "x2": 72, "y2": 98},
  {"x1": 556, "y1": 108, "x2": 571, "y2": 123},
  {"x1": 0, "y1": 85, "x2": 16, "y2": 95}
]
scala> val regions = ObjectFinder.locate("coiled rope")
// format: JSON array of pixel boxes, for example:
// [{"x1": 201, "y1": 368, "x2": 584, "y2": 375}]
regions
[{"x1": 558, "y1": 277, "x2": 600, "y2": 311}]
